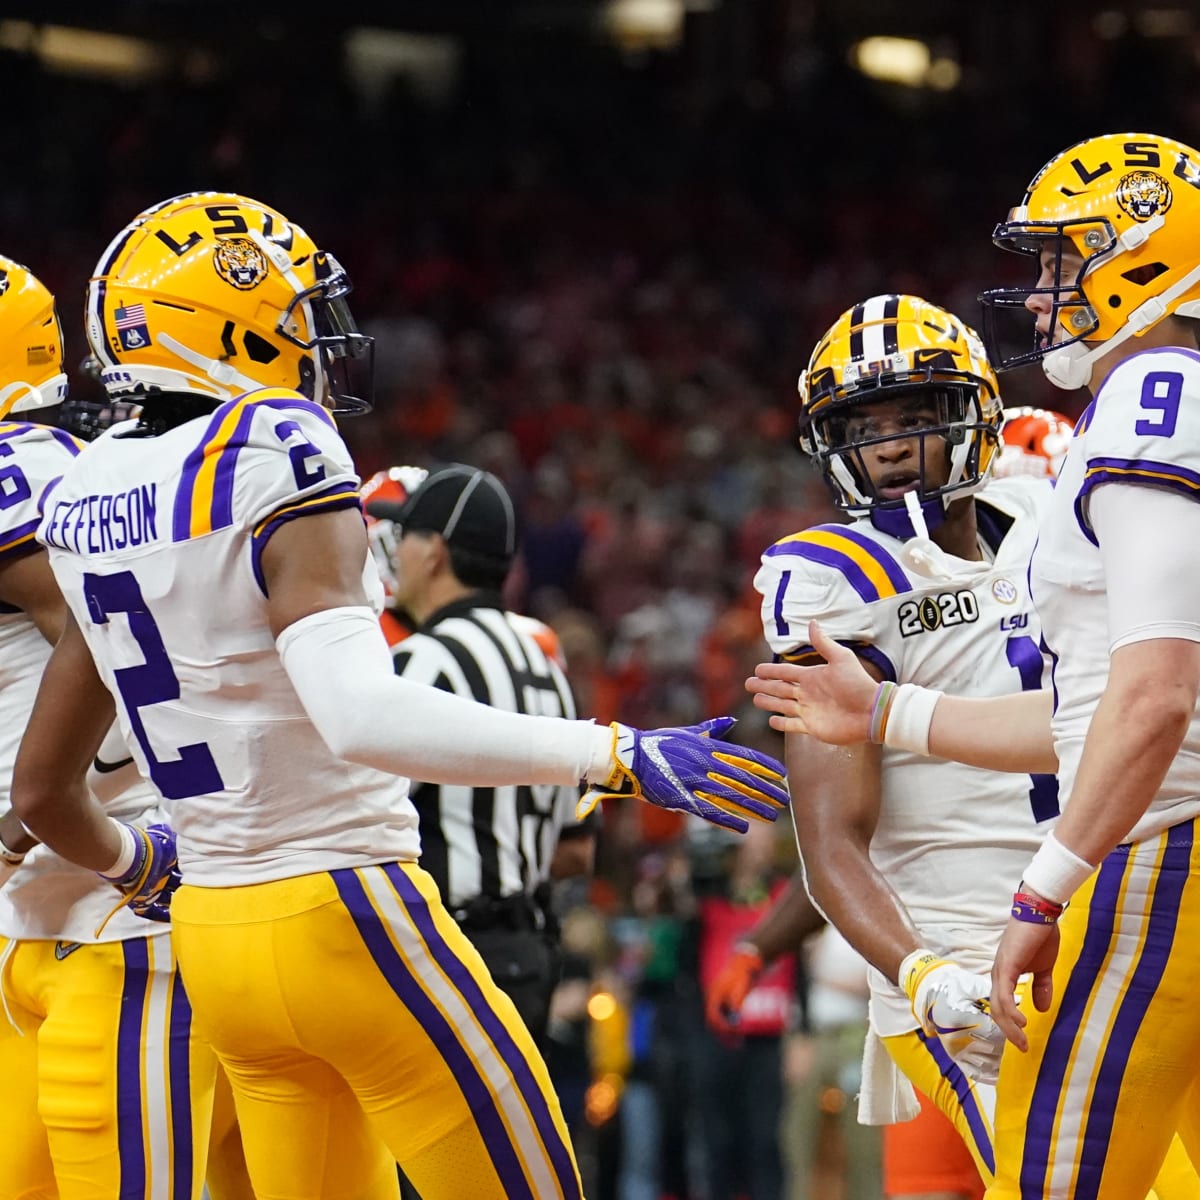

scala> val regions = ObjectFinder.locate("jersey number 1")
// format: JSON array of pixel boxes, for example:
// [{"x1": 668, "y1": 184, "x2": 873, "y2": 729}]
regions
[
  {"x1": 1005, "y1": 634, "x2": 1060, "y2": 822},
  {"x1": 83, "y1": 571, "x2": 224, "y2": 800}
]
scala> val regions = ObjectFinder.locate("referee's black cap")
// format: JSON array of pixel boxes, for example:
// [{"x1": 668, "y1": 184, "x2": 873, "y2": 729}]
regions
[{"x1": 383, "y1": 464, "x2": 518, "y2": 564}]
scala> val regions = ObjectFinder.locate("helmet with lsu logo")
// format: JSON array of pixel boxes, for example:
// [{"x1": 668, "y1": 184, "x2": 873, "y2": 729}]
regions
[
  {"x1": 85, "y1": 191, "x2": 373, "y2": 414},
  {"x1": 993, "y1": 406, "x2": 1075, "y2": 480},
  {"x1": 980, "y1": 132, "x2": 1200, "y2": 390},
  {"x1": 0, "y1": 255, "x2": 67, "y2": 421},
  {"x1": 798, "y1": 294, "x2": 1002, "y2": 538}
]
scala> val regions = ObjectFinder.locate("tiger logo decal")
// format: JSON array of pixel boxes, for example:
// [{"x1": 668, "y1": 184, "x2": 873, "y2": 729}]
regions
[
  {"x1": 212, "y1": 237, "x2": 268, "y2": 290},
  {"x1": 1115, "y1": 171, "x2": 1173, "y2": 222}
]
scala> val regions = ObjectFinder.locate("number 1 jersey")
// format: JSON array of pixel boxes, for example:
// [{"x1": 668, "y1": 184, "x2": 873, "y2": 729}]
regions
[
  {"x1": 37, "y1": 389, "x2": 422, "y2": 887},
  {"x1": 754, "y1": 475, "x2": 1054, "y2": 1034}
]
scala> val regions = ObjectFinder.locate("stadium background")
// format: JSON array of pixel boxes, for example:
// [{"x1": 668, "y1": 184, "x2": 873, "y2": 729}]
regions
[{"x1": 5, "y1": 2, "x2": 1196, "y2": 1195}]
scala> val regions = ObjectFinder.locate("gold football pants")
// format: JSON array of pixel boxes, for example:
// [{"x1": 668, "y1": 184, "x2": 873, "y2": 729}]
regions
[
  {"x1": 0, "y1": 932, "x2": 216, "y2": 1200},
  {"x1": 170, "y1": 861, "x2": 583, "y2": 1200}
]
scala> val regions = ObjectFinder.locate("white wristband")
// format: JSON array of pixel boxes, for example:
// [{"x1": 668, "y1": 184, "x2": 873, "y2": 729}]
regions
[
  {"x1": 99, "y1": 821, "x2": 139, "y2": 881},
  {"x1": 1022, "y1": 832, "x2": 1095, "y2": 905},
  {"x1": 883, "y1": 684, "x2": 943, "y2": 756}
]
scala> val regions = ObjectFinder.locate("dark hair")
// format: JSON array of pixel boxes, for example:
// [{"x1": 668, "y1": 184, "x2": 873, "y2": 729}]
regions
[{"x1": 447, "y1": 542, "x2": 511, "y2": 590}]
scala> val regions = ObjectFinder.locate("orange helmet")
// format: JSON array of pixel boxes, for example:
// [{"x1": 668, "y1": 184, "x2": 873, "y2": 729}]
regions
[
  {"x1": 994, "y1": 407, "x2": 1075, "y2": 479},
  {"x1": 361, "y1": 465, "x2": 429, "y2": 604}
]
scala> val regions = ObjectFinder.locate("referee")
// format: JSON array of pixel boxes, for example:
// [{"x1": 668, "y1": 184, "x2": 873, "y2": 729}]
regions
[{"x1": 367, "y1": 463, "x2": 597, "y2": 1046}]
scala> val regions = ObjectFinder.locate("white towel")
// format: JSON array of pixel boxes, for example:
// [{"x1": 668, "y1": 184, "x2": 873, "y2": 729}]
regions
[{"x1": 856, "y1": 1027, "x2": 920, "y2": 1125}]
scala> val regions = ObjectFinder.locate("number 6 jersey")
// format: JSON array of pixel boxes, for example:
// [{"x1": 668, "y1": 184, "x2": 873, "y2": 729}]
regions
[
  {"x1": 37, "y1": 388, "x2": 422, "y2": 887},
  {"x1": 754, "y1": 474, "x2": 1054, "y2": 1035}
]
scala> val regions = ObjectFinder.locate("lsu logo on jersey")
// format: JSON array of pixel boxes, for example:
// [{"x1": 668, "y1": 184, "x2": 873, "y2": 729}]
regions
[{"x1": 897, "y1": 590, "x2": 979, "y2": 637}]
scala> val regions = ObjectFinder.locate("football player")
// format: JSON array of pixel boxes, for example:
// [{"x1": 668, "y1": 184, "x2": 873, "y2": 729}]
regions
[
  {"x1": 713, "y1": 294, "x2": 1050, "y2": 1193},
  {"x1": 748, "y1": 131, "x2": 1200, "y2": 1198},
  {"x1": 8, "y1": 192, "x2": 788, "y2": 1200},
  {"x1": 0, "y1": 259, "x2": 243, "y2": 1200}
]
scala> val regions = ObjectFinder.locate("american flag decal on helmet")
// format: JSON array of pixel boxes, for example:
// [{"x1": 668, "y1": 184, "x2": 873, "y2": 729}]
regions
[{"x1": 114, "y1": 304, "x2": 150, "y2": 350}]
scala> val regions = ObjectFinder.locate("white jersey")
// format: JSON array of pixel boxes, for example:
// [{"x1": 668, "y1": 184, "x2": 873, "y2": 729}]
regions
[
  {"x1": 1033, "y1": 347, "x2": 1200, "y2": 843},
  {"x1": 37, "y1": 389, "x2": 421, "y2": 888},
  {"x1": 0, "y1": 422, "x2": 164, "y2": 943},
  {"x1": 754, "y1": 476, "x2": 1054, "y2": 1035}
]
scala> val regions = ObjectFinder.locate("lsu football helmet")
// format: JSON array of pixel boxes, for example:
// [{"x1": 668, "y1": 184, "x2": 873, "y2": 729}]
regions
[
  {"x1": 798, "y1": 294, "x2": 1002, "y2": 538},
  {"x1": 0, "y1": 256, "x2": 67, "y2": 421},
  {"x1": 980, "y1": 132, "x2": 1200, "y2": 390},
  {"x1": 993, "y1": 406, "x2": 1075, "y2": 480},
  {"x1": 85, "y1": 191, "x2": 373, "y2": 413}
]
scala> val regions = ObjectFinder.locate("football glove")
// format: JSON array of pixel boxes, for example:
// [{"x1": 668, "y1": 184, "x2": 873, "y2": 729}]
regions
[
  {"x1": 705, "y1": 943, "x2": 765, "y2": 1033},
  {"x1": 900, "y1": 949, "x2": 1005, "y2": 1085},
  {"x1": 577, "y1": 717, "x2": 789, "y2": 834},
  {"x1": 99, "y1": 822, "x2": 181, "y2": 925}
]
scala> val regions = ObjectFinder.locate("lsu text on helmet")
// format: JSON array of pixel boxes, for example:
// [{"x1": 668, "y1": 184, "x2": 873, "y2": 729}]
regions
[
  {"x1": 993, "y1": 406, "x2": 1075, "y2": 480},
  {"x1": 0, "y1": 256, "x2": 67, "y2": 421},
  {"x1": 85, "y1": 191, "x2": 374, "y2": 415},
  {"x1": 979, "y1": 132, "x2": 1200, "y2": 390},
  {"x1": 361, "y1": 465, "x2": 430, "y2": 605},
  {"x1": 797, "y1": 294, "x2": 1002, "y2": 539}
]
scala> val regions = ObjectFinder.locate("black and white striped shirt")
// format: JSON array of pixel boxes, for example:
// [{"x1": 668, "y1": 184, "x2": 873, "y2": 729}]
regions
[{"x1": 391, "y1": 594, "x2": 588, "y2": 908}]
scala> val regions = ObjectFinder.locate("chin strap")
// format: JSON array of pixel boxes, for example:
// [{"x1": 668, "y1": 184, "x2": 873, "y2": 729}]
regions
[
  {"x1": 156, "y1": 332, "x2": 264, "y2": 398},
  {"x1": 897, "y1": 489, "x2": 993, "y2": 583}
]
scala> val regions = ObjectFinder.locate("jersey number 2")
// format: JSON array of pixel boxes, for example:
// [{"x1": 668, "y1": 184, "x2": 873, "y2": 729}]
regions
[
  {"x1": 83, "y1": 571, "x2": 224, "y2": 800},
  {"x1": 1005, "y1": 634, "x2": 1060, "y2": 822}
]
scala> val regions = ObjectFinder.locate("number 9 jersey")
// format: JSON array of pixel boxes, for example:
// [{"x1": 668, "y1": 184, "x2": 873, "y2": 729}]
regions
[
  {"x1": 36, "y1": 388, "x2": 422, "y2": 887},
  {"x1": 753, "y1": 474, "x2": 1054, "y2": 1035},
  {"x1": 1035, "y1": 346, "x2": 1200, "y2": 842}
]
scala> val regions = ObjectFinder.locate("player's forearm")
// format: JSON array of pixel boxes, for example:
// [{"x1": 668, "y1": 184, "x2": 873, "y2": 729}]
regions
[
  {"x1": 927, "y1": 690, "x2": 1057, "y2": 774},
  {"x1": 12, "y1": 778, "x2": 124, "y2": 872},
  {"x1": 801, "y1": 846, "x2": 924, "y2": 983},
  {"x1": 739, "y1": 867, "x2": 827, "y2": 963}
]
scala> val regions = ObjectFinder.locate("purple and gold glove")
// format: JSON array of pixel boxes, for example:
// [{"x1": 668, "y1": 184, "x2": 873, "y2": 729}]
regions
[
  {"x1": 577, "y1": 717, "x2": 789, "y2": 834},
  {"x1": 99, "y1": 822, "x2": 181, "y2": 924}
]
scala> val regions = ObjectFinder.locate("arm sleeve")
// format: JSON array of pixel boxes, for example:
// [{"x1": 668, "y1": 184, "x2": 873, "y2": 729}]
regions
[
  {"x1": 1092, "y1": 483, "x2": 1200, "y2": 651},
  {"x1": 277, "y1": 606, "x2": 614, "y2": 786}
]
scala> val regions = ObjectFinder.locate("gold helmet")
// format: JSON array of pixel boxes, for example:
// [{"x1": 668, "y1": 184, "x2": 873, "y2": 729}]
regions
[
  {"x1": 0, "y1": 255, "x2": 67, "y2": 421},
  {"x1": 85, "y1": 191, "x2": 373, "y2": 413},
  {"x1": 798, "y1": 294, "x2": 1002, "y2": 535},
  {"x1": 980, "y1": 133, "x2": 1200, "y2": 390}
]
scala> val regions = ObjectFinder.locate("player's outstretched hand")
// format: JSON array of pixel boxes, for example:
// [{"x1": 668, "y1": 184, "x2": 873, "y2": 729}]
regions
[
  {"x1": 577, "y1": 717, "x2": 789, "y2": 834},
  {"x1": 746, "y1": 620, "x2": 877, "y2": 744},
  {"x1": 99, "y1": 822, "x2": 182, "y2": 923}
]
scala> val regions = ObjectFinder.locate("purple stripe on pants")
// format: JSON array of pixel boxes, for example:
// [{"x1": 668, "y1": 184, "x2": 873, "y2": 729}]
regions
[
  {"x1": 168, "y1": 968, "x2": 194, "y2": 1198},
  {"x1": 917, "y1": 1028, "x2": 995, "y2": 1175},
  {"x1": 1073, "y1": 821, "x2": 1193, "y2": 1200},
  {"x1": 380, "y1": 863, "x2": 581, "y2": 1198},
  {"x1": 118, "y1": 938, "x2": 150, "y2": 1199},
  {"x1": 330, "y1": 867, "x2": 537, "y2": 1200},
  {"x1": 1021, "y1": 845, "x2": 1131, "y2": 1196}
]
